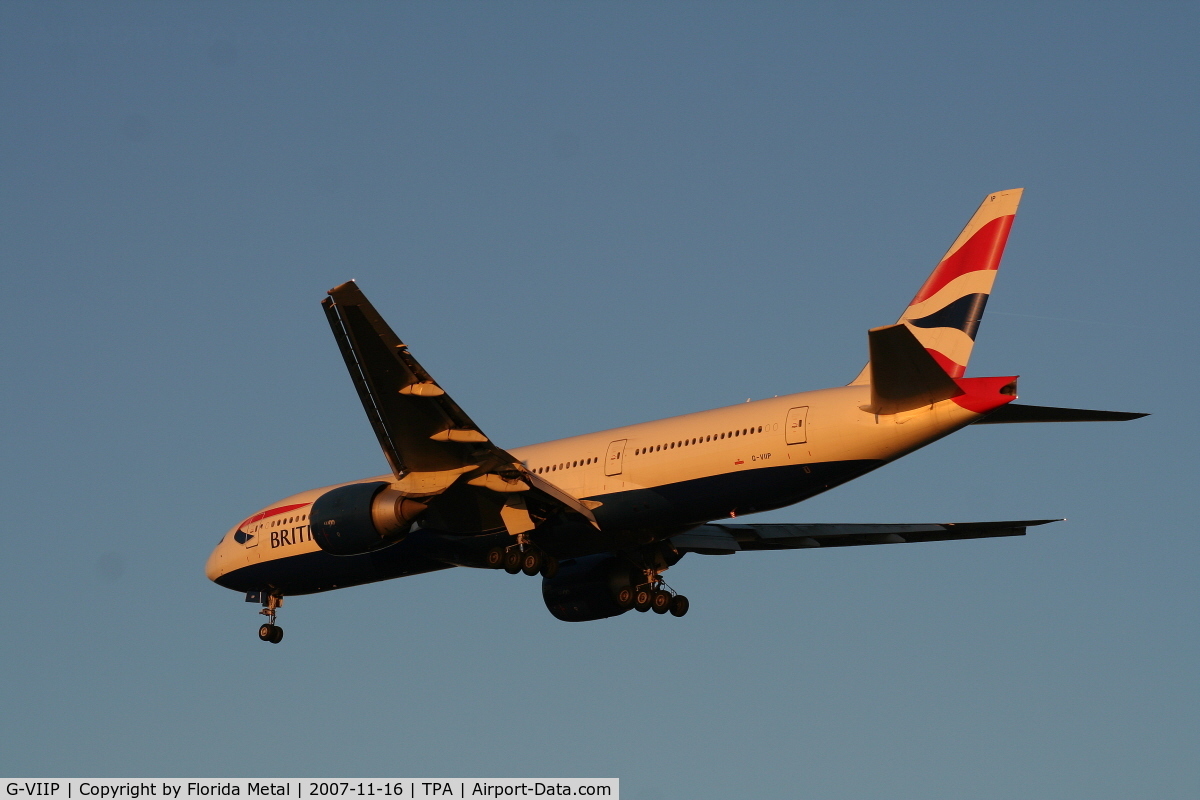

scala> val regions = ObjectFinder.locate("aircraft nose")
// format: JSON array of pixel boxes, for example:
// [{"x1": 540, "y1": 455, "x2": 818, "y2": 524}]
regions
[{"x1": 205, "y1": 542, "x2": 225, "y2": 583}]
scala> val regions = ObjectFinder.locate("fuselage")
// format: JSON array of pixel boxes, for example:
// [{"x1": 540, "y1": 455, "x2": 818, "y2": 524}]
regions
[{"x1": 207, "y1": 381, "x2": 1004, "y2": 596}]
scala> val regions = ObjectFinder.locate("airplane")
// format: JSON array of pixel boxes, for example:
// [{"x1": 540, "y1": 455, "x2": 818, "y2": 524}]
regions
[{"x1": 205, "y1": 188, "x2": 1146, "y2": 643}]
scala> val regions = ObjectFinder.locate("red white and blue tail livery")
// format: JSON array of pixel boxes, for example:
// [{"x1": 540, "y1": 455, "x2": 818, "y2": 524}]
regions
[
  {"x1": 853, "y1": 188, "x2": 1021, "y2": 383},
  {"x1": 206, "y1": 189, "x2": 1145, "y2": 642}
]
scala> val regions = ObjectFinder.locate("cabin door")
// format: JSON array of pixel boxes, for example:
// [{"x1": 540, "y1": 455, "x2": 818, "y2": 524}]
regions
[
  {"x1": 604, "y1": 439, "x2": 627, "y2": 476},
  {"x1": 785, "y1": 406, "x2": 809, "y2": 445}
]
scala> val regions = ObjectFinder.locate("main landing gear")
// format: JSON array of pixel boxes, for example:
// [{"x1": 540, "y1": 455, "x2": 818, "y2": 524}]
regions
[
  {"x1": 485, "y1": 535, "x2": 559, "y2": 579},
  {"x1": 615, "y1": 570, "x2": 689, "y2": 618},
  {"x1": 256, "y1": 592, "x2": 284, "y2": 643}
]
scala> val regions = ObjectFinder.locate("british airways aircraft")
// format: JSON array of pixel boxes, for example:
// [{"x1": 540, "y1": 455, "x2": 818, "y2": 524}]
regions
[{"x1": 206, "y1": 189, "x2": 1144, "y2": 642}]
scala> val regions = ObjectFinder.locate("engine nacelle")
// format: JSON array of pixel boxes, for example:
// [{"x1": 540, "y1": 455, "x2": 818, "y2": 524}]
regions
[
  {"x1": 311, "y1": 481, "x2": 428, "y2": 556},
  {"x1": 541, "y1": 554, "x2": 639, "y2": 622}
]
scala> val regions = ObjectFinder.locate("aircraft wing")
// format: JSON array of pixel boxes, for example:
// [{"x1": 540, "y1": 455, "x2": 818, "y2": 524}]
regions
[
  {"x1": 670, "y1": 519, "x2": 1059, "y2": 554},
  {"x1": 322, "y1": 281, "x2": 598, "y2": 528}
]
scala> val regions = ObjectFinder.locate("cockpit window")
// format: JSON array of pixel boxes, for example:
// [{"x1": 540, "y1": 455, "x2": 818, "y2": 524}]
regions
[{"x1": 233, "y1": 530, "x2": 254, "y2": 545}]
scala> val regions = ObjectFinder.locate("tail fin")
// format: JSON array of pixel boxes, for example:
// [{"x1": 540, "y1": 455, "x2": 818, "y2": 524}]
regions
[{"x1": 852, "y1": 188, "x2": 1023, "y2": 384}]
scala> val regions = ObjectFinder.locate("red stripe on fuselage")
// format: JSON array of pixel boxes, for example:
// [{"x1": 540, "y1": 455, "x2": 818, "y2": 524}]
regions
[
  {"x1": 239, "y1": 502, "x2": 310, "y2": 530},
  {"x1": 911, "y1": 215, "x2": 1015, "y2": 304}
]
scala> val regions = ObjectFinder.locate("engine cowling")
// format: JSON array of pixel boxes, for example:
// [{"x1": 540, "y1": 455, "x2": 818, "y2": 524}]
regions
[
  {"x1": 310, "y1": 481, "x2": 428, "y2": 556},
  {"x1": 541, "y1": 554, "x2": 639, "y2": 622}
]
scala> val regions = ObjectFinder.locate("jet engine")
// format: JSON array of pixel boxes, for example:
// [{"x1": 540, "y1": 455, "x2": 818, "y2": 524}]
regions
[
  {"x1": 310, "y1": 481, "x2": 428, "y2": 556},
  {"x1": 541, "y1": 554, "x2": 640, "y2": 622}
]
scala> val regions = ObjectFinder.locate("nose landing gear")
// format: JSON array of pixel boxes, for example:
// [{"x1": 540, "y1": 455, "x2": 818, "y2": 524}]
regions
[{"x1": 255, "y1": 592, "x2": 284, "y2": 643}]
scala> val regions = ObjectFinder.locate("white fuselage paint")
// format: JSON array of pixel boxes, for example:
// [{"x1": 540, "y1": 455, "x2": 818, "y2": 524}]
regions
[{"x1": 205, "y1": 384, "x2": 985, "y2": 584}]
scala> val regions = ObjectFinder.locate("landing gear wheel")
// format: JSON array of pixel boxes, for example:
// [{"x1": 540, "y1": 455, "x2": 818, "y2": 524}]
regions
[
  {"x1": 669, "y1": 595, "x2": 690, "y2": 617},
  {"x1": 503, "y1": 550, "x2": 523, "y2": 574},
  {"x1": 614, "y1": 585, "x2": 636, "y2": 608},
  {"x1": 269, "y1": 626, "x2": 284, "y2": 643},
  {"x1": 521, "y1": 551, "x2": 543, "y2": 576},
  {"x1": 634, "y1": 589, "x2": 653, "y2": 612},
  {"x1": 651, "y1": 590, "x2": 673, "y2": 614},
  {"x1": 485, "y1": 547, "x2": 506, "y2": 569},
  {"x1": 539, "y1": 555, "x2": 559, "y2": 579},
  {"x1": 258, "y1": 624, "x2": 274, "y2": 641}
]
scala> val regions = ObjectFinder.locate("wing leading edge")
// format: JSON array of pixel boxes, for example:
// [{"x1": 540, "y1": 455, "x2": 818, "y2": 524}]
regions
[
  {"x1": 322, "y1": 281, "x2": 599, "y2": 529},
  {"x1": 670, "y1": 519, "x2": 1060, "y2": 554}
]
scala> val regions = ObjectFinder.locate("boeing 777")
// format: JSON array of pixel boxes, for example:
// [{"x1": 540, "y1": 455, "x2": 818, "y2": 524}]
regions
[{"x1": 206, "y1": 189, "x2": 1145, "y2": 642}]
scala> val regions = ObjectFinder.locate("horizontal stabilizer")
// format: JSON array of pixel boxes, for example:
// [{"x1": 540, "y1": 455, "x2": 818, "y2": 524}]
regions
[
  {"x1": 671, "y1": 519, "x2": 1059, "y2": 554},
  {"x1": 867, "y1": 324, "x2": 963, "y2": 414},
  {"x1": 975, "y1": 403, "x2": 1148, "y2": 424}
]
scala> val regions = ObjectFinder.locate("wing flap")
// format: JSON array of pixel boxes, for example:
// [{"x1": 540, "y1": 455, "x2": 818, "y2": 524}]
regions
[{"x1": 671, "y1": 519, "x2": 1059, "y2": 554}]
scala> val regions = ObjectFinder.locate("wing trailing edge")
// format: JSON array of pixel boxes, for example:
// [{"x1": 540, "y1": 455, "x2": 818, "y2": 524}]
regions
[{"x1": 671, "y1": 519, "x2": 1059, "y2": 554}]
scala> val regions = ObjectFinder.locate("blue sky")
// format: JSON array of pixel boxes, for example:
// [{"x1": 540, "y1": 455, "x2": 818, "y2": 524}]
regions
[{"x1": 1, "y1": 2, "x2": 1196, "y2": 797}]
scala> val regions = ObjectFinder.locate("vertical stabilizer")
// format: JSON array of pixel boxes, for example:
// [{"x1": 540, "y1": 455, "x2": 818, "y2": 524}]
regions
[{"x1": 852, "y1": 189, "x2": 1023, "y2": 384}]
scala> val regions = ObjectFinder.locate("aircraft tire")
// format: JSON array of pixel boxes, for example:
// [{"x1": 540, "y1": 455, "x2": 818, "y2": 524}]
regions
[
  {"x1": 669, "y1": 595, "x2": 690, "y2": 617},
  {"x1": 269, "y1": 626, "x2": 284, "y2": 644},
  {"x1": 485, "y1": 547, "x2": 506, "y2": 569},
  {"x1": 503, "y1": 550, "x2": 523, "y2": 574},
  {"x1": 634, "y1": 589, "x2": 653, "y2": 612},
  {"x1": 614, "y1": 585, "x2": 635, "y2": 608},
  {"x1": 651, "y1": 591, "x2": 672, "y2": 614},
  {"x1": 521, "y1": 551, "x2": 542, "y2": 576},
  {"x1": 258, "y1": 624, "x2": 274, "y2": 641},
  {"x1": 539, "y1": 556, "x2": 559, "y2": 579}
]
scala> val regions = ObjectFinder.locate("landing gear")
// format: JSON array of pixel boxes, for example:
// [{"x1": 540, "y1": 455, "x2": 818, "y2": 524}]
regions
[
  {"x1": 615, "y1": 569, "x2": 689, "y2": 619},
  {"x1": 488, "y1": 540, "x2": 558, "y2": 578},
  {"x1": 258, "y1": 623, "x2": 283, "y2": 643},
  {"x1": 256, "y1": 592, "x2": 285, "y2": 643}
]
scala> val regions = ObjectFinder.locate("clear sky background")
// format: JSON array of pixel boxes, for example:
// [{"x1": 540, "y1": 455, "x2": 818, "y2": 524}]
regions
[{"x1": 1, "y1": 2, "x2": 1196, "y2": 798}]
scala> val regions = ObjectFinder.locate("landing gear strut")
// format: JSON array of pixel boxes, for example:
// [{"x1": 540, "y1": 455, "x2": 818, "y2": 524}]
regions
[
  {"x1": 616, "y1": 569, "x2": 689, "y2": 618},
  {"x1": 256, "y1": 592, "x2": 284, "y2": 643}
]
